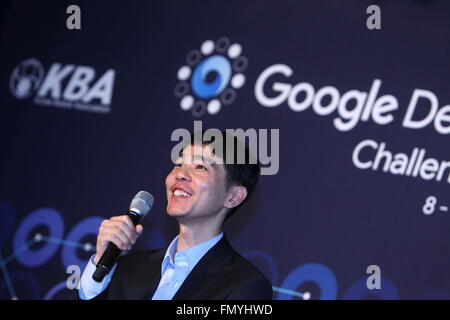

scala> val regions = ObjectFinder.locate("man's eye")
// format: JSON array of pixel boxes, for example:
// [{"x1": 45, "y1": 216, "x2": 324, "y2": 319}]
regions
[
  {"x1": 196, "y1": 165, "x2": 207, "y2": 170},
  {"x1": 175, "y1": 163, "x2": 182, "y2": 168}
]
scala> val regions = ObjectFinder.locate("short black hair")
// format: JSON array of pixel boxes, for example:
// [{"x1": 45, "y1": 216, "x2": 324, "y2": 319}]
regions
[{"x1": 185, "y1": 130, "x2": 260, "y2": 221}]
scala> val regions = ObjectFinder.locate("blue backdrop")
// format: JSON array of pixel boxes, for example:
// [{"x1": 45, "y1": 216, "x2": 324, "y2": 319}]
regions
[{"x1": 1, "y1": 0, "x2": 450, "y2": 300}]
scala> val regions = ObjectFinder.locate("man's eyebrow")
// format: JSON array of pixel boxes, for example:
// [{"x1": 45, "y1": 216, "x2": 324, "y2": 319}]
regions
[
  {"x1": 193, "y1": 155, "x2": 216, "y2": 166},
  {"x1": 177, "y1": 150, "x2": 217, "y2": 166}
]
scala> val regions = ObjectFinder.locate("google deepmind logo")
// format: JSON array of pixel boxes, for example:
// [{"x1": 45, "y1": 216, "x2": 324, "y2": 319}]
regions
[{"x1": 174, "y1": 37, "x2": 248, "y2": 117}]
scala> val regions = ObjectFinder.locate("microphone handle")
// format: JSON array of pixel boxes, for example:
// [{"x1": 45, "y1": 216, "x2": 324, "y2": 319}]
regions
[{"x1": 92, "y1": 211, "x2": 141, "y2": 282}]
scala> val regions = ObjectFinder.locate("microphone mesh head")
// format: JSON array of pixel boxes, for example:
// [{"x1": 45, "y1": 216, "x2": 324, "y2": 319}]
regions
[{"x1": 129, "y1": 191, "x2": 154, "y2": 217}]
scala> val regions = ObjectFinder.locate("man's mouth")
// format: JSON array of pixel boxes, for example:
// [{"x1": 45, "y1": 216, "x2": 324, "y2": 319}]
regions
[
  {"x1": 171, "y1": 184, "x2": 193, "y2": 198},
  {"x1": 173, "y1": 189, "x2": 192, "y2": 197}
]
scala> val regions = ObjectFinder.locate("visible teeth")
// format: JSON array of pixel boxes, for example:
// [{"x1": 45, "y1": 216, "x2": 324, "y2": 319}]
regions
[{"x1": 174, "y1": 189, "x2": 191, "y2": 197}]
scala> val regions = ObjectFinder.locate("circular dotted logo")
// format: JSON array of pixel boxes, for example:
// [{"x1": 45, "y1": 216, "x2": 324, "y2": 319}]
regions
[
  {"x1": 9, "y1": 58, "x2": 44, "y2": 99},
  {"x1": 175, "y1": 37, "x2": 248, "y2": 117}
]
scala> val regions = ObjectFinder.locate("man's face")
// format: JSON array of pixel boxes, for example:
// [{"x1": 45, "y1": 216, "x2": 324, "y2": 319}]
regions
[{"x1": 165, "y1": 144, "x2": 230, "y2": 221}]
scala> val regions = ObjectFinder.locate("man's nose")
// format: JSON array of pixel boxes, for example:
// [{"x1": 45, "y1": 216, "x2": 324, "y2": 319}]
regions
[{"x1": 176, "y1": 167, "x2": 191, "y2": 181}]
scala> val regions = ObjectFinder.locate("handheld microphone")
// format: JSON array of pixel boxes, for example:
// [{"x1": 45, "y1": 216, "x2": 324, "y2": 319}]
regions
[{"x1": 92, "y1": 191, "x2": 154, "y2": 282}]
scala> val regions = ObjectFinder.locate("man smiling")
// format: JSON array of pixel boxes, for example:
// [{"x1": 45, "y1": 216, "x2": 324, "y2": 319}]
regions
[{"x1": 77, "y1": 131, "x2": 273, "y2": 300}]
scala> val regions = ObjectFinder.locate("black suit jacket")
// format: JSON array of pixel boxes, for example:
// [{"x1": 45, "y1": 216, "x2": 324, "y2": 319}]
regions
[{"x1": 85, "y1": 235, "x2": 273, "y2": 300}]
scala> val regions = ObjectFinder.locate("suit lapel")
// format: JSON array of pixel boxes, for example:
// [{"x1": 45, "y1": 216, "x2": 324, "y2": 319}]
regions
[{"x1": 173, "y1": 236, "x2": 234, "y2": 300}]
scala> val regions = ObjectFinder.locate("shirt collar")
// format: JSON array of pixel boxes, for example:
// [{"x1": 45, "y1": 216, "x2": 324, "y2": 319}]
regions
[{"x1": 161, "y1": 232, "x2": 224, "y2": 276}]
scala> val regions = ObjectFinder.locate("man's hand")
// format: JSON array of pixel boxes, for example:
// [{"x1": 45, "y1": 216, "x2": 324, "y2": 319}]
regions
[{"x1": 94, "y1": 215, "x2": 144, "y2": 265}]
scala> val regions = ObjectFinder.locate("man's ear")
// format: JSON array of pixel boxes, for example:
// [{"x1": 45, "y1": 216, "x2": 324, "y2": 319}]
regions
[{"x1": 224, "y1": 186, "x2": 248, "y2": 209}]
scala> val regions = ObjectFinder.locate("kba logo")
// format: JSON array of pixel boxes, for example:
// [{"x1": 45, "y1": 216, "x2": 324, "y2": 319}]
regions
[
  {"x1": 10, "y1": 58, "x2": 116, "y2": 114},
  {"x1": 175, "y1": 37, "x2": 248, "y2": 117},
  {"x1": 9, "y1": 58, "x2": 44, "y2": 99}
]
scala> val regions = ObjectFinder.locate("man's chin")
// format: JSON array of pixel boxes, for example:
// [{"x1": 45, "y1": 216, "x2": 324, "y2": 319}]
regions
[{"x1": 166, "y1": 206, "x2": 190, "y2": 218}]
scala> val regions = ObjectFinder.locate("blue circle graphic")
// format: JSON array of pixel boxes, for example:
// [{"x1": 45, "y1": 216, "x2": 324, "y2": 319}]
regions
[
  {"x1": 44, "y1": 281, "x2": 69, "y2": 300},
  {"x1": 341, "y1": 277, "x2": 399, "y2": 300},
  {"x1": 13, "y1": 207, "x2": 64, "y2": 267},
  {"x1": 191, "y1": 55, "x2": 231, "y2": 99},
  {"x1": 242, "y1": 250, "x2": 279, "y2": 285},
  {"x1": 61, "y1": 216, "x2": 102, "y2": 269},
  {"x1": 142, "y1": 229, "x2": 168, "y2": 250},
  {"x1": 277, "y1": 263, "x2": 338, "y2": 300}
]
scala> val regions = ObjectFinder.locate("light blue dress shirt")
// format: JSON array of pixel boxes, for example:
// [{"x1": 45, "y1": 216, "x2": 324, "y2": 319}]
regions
[
  {"x1": 78, "y1": 232, "x2": 223, "y2": 300},
  {"x1": 151, "y1": 232, "x2": 223, "y2": 300}
]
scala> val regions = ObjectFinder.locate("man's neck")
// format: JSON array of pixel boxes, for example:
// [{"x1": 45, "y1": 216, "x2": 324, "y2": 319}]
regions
[{"x1": 176, "y1": 222, "x2": 222, "y2": 252}]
